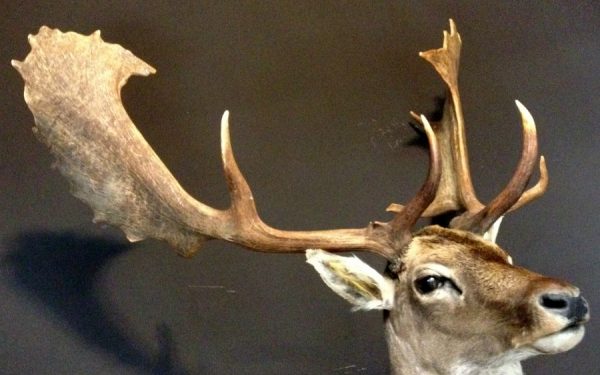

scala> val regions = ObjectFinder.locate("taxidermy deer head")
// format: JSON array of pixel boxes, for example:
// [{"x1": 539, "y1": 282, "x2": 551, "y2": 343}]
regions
[{"x1": 13, "y1": 20, "x2": 588, "y2": 375}]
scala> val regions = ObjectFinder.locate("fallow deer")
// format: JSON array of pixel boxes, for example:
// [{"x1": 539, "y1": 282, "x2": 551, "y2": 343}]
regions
[{"x1": 12, "y1": 20, "x2": 588, "y2": 374}]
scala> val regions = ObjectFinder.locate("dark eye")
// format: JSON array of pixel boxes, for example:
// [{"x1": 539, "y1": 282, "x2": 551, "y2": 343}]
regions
[{"x1": 415, "y1": 275, "x2": 445, "y2": 294}]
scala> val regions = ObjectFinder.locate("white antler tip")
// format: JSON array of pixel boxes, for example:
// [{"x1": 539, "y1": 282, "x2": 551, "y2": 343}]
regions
[
  {"x1": 220, "y1": 110, "x2": 232, "y2": 161},
  {"x1": 514, "y1": 99, "x2": 528, "y2": 115},
  {"x1": 514, "y1": 100, "x2": 536, "y2": 131},
  {"x1": 449, "y1": 19, "x2": 457, "y2": 34},
  {"x1": 11, "y1": 59, "x2": 22, "y2": 71},
  {"x1": 420, "y1": 115, "x2": 433, "y2": 133},
  {"x1": 220, "y1": 110, "x2": 231, "y2": 135}
]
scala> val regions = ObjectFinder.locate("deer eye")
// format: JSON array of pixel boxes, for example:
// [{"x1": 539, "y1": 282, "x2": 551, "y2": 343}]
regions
[{"x1": 415, "y1": 275, "x2": 445, "y2": 294}]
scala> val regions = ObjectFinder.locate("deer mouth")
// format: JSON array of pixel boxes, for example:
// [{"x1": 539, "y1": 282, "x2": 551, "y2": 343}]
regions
[
  {"x1": 532, "y1": 323, "x2": 586, "y2": 354},
  {"x1": 560, "y1": 308, "x2": 590, "y2": 333},
  {"x1": 562, "y1": 319, "x2": 586, "y2": 332}
]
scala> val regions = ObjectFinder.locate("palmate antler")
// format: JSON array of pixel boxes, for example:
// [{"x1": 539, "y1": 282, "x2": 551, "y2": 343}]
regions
[
  {"x1": 12, "y1": 26, "x2": 441, "y2": 262},
  {"x1": 389, "y1": 20, "x2": 547, "y2": 236},
  {"x1": 12, "y1": 21, "x2": 546, "y2": 264}
]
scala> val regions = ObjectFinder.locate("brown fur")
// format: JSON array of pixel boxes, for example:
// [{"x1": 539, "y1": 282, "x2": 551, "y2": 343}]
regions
[{"x1": 386, "y1": 226, "x2": 581, "y2": 374}]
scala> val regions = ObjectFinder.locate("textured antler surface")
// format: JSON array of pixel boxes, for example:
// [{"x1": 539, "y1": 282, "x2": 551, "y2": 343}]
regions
[
  {"x1": 390, "y1": 20, "x2": 548, "y2": 235},
  {"x1": 12, "y1": 27, "x2": 217, "y2": 256},
  {"x1": 13, "y1": 26, "x2": 441, "y2": 260}
]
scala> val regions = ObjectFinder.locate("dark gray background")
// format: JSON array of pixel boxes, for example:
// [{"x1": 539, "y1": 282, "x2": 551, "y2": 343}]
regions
[{"x1": 1, "y1": 2, "x2": 598, "y2": 374}]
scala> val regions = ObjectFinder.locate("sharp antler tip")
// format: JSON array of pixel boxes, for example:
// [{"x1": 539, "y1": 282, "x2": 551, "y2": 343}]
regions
[
  {"x1": 420, "y1": 115, "x2": 433, "y2": 133},
  {"x1": 220, "y1": 111, "x2": 232, "y2": 160},
  {"x1": 514, "y1": 100, "x2": 536, "y2": 131},
  {"x1": 221, "y1": 111, "x2": 231, "y2": 132},
  {"x1": 514, "y1": 99, "x2": 530, "y2": 114},
  {"x1": 222, "y1": 109, "x2": 230, "y2": 120},
  {"x1": 449, "y1": 19, "x2": 457, "y2": 31},
  {"x1": 409, "y1": 111, "x2": 422, "y2": 123},
  {"x1": 11, "y1": 59, "x2": 22, "y2": 70},
  {"x1": 539, "y1": 155, "x2": 548, "y2": 176}
]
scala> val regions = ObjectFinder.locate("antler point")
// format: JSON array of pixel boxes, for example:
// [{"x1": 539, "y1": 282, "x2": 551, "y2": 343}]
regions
[
  {"x1": 538, "y1": 155, "x2": 548, "y2": 180},
  {"x1": 220, "y1": 110, "x2": 234, "y2": 168},
  {"x1": 514, "y1": 100, "x2": 536, "y2": 133},
  {"x1": 11, "y1": 59, "x2": 22, "y2": 71},
  {"x1": 420, "y1": 115, "x2": 434, "y2": 136}
]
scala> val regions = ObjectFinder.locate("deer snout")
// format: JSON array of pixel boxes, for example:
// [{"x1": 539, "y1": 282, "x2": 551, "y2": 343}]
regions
[{"x1": 539, "y1": 293, "x2": 590, "y2": 323}]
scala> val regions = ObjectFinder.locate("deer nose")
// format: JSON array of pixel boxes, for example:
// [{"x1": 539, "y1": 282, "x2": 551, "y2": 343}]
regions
[{"x1": 539, "y1": 293, "x2": 589, "y2": 322}]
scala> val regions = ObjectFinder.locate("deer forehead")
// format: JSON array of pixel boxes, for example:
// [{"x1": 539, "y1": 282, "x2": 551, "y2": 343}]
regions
[
  {"x1": 402, "y1": 227, "x2": 577, "y2": 303},
  {"x1": 402, "y1": 227, "x2": 537, "y2": 292},
  {"x1": 405, "y1": 226, "x2": 511, "y2": 267}
]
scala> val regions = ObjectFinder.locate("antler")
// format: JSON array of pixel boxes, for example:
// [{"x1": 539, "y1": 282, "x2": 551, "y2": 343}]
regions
[
  {"x1": 389, "y1": 19, "x2": 548, "y2": 236},
  {"x1": 13, "y1": 26, "x2": 441, "y2": 261}
]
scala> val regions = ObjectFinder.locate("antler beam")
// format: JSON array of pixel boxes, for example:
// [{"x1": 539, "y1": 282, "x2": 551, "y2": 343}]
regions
[{"x1": 13, "y1": 26, "x2": 441, "y2": 261}]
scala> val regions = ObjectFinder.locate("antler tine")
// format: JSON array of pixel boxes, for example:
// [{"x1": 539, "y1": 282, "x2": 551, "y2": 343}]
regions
[
  {"x1": 220, "y1": 110, "x2": 260, "y2": 219},
  {"x1": 508, "y1": 155, "x2": 548, "y2": 212},
  {"x1": 218, "y1": 111, "x2": 442, "y2": 259},
  {"x1": 216, "y1": 110, "x2": 396, "y2": 258},
  {"x1": 388, "y1": 115, "x2": 441, "y2": 249},
  {"x1": 451, "y1": 101, "x2": 540, "y2": 234}
]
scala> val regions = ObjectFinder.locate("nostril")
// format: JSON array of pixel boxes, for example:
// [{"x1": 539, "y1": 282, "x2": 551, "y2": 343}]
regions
[
  {"x1": 540, "y1": 293, "x2": 569, "y2": 310},
  {"x1": 539, "y1": 293, "x2": 590, "y2": 322}
]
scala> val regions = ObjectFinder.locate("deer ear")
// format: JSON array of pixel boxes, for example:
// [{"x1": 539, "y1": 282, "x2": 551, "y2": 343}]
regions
[{"x1": 306, "y1": 249, "x2": 395, "y2": 311}]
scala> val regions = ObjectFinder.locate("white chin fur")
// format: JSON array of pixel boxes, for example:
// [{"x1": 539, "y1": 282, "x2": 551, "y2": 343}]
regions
[{"x1": 532, "y1": 325, "x2": 585, "y2": 354}]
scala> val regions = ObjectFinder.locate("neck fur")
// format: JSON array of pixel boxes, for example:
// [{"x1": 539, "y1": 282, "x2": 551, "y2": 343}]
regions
[{"x1": 384, "y1": 320, "x2": 525, "y2": 375}]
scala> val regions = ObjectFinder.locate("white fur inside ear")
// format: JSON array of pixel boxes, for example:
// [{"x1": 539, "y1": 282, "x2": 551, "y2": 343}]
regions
[{"x1": 306, "y1": 249, "x2": 395, "y2": 311}]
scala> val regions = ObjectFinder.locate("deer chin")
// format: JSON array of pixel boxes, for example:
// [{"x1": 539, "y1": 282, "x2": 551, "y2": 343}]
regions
[{"x1": 531, "y1": 324, "x2": 585, "y2": 354}]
